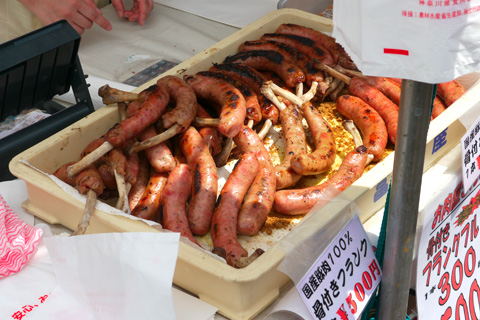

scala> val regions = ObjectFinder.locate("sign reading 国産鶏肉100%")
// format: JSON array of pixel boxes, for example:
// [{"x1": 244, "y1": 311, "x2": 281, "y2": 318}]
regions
[{"x1": 296, "y1": 215, "x2": 381, "y2": 320}]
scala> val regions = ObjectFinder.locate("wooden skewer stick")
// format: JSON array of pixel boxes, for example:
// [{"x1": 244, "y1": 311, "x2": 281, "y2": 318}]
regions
[
  {"x1": 343, "y1": 120, "x2": 363, "y2": 148},
  {"x1": 114, "y1": 169, "x2": 127, "y2": 211},
  {"x1": 128, "y1": 124, "x2": 182, "y2": 154},
  {"x1": 67, "y1": 141, "x2": 114, "y2": 178},
  {"x1": 296, "y1": 83, "x2": 303, "y2": 98},
  {"x1": 71, "y1": 189, "x2": 97, "y2": 236},
  {"x1": 264, "y1": 81, "x2": 302, "y2": 107},
  {"x1": 117, "y1": 102, "x2": 128, "y2": 122},
  {"x1": 214, "y1": 138, "x2": 234, "y2": 168},
  {"x1": 316, "y1": 63, "x2": 352, "y2": 85},
  {"x1": 343, "y1": 120, "x2": 374, "y2": 165},
  {"x1": 257, "y1": 119, "x2": 272, "y2": 140},
  {"x1": 235, "y1": 248, "x2": 265, "y2": 269},
  {"x1": 301, "y1": 81, "x2": 318, "y2": 103},
  {"x1": 260, "y1": 84, "x2": 287, "y2": 111},
  {"x1": 333, "y1": 65, "x2": 364, "y2": 79},
  {"x1": 98, "y1": 85, "x2": 139, "y2": 105},
  {"x1": 329, "y1": 81, "x2": 346, "y2": 101},
  {"x1": 123, "y1": 182, "x2": 132, "y2": 213},
  {"x1": 324, "y1": 78, "x2": 342, "y2": 97},
  {"x1": 193, "y1": 117, "x2": 219, "y2": 127},
  {"x1": 214, "y1": 120, "x2": 255, "y2": 168}
]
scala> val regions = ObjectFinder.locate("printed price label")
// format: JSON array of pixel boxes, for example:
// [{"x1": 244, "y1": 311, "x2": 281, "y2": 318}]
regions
[
  {"x1": 461, "y1": 114, "x2": 480, "y2": 191},
  {"x1": 417, "y1": 174, "x2": 480, "y2": 319},
  {"x1": 296, "y1": 215, "x2": 381, "y2": 320}
]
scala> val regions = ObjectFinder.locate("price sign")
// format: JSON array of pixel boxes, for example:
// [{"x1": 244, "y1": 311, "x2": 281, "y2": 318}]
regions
[
  {"x1": 296, "y1": 215, "x2": 381, "y2": 320},
  {"x1": 461, "y1": 114, "x2": 480, "y2": 191},
  {"x1": 417, "y1": 174, "x2": 480, "y2": 319}
]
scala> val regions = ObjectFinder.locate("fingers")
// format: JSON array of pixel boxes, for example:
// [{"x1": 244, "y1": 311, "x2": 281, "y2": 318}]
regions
[
  {"x1": 111, "y1": 0, "x2": 125, "y2": 18},
  {"x1": 94, "y1": 12, "x2": 113, "y2": 31},
  {"x1": 137, "y1": 0, "x2": 153, "y2": 25},
  {"x1": 123, "y1": 0, "x2": 153, "y2": 25},
  {"x1": 77, "y1": 0, "x2": 112, "y2": 31}
]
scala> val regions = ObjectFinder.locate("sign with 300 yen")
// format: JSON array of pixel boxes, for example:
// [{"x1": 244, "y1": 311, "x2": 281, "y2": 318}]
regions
[
  {"x1": 417, "y1": 172, "x2": 480, "y2": 319},
  {"x1": 296, "y1": 215, "x2": 381, "y2": 320}
]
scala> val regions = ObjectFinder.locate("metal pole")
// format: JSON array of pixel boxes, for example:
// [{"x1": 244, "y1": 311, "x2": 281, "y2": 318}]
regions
[{"x1": 377, "y1": 80, "x2": 434, "y2": 319}]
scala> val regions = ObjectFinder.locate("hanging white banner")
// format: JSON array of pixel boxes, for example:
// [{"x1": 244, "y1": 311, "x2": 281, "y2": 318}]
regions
[{"x1": 333, "y1": 0, "x2": 480, "y2": 83}]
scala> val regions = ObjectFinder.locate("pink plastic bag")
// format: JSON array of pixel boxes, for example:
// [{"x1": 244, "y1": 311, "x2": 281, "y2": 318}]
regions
[{"x1": 0, "y1": 195, "x2": 42, "y2": 278}]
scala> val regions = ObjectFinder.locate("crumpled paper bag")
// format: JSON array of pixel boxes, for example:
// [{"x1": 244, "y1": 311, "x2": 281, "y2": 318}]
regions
[{"x1": 32, "y1": 231, "x2": 181, "y2": 320}]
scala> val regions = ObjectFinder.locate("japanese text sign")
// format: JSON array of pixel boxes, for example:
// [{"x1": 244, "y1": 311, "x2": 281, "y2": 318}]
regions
[
  {"x1": 461, "y1": 114, "x2": 480, "y2": 191},
  {"x1": 296, "y1": 215, "x2": 381, "y2": 320},
  {"x1": 333, "y1": 0, "x2": 480, "y2": 83},
  {"x1": 417, "y1": 174, "x2": 480, "y2": 319}
]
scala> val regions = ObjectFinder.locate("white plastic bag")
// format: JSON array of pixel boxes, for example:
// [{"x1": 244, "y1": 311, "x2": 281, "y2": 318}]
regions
[{"x1": 333, "y1": 0, "x2": 480, "y2": 83}]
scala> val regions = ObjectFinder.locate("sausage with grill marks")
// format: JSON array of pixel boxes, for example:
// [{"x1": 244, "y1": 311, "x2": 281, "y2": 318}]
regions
[
  {"x1": 259, "y1": 33, "x2": 334, "y2": 67},
  {"x1": 104, "y1": 83, "x2": 170, "y2": 147},
  {"x1": 223, "y1": 50, "x2": 305, "y2": 88},
  {"x1": 276, "y1": 23, "x2": 357, "y2": 70},
  {"x1": 180, "y1": 126, "x2": 218, "y2": 235},
  {"x1": 239, "y1": 40, "x2": 326, "y2": 90},
  {"x1": 348, "y1": 77, "x2": 399, "y2": 145},
  {"x1": 131, "y1": 169, "x2": 168, "y2": 222},
  {"x1": 138, "y1": 125, "x2": 177, "y2": 173},
  {"x1": 275, "y1": 102, "x2": 307, "y2": 190},
  {"x1": 290, "y1": 101, "x2": 336, "y2": 175},
  {"x1": 337, "y1": 95, "x2": 388, "y2": 162},
  {"x1": 162, "y1": 163, "x2": 200, "y2": 246},
  {"x1": 196, "y1": 70, "x2": 262, "y2": 124},
  {"x1": 185, "y1": 73, "x2": 247, "y2": 138},
  {"x1": 211, "y1": 152, "x2": 259, "y2": 267},
  {"x1": 210, "y1": 63, "x2": 280, "y2": 124},
  {"x1": 157, "y1": 75, "x2": 198, "y2": 131},
  {"x1": 437, "y1": 79, "x2": 466, "y2": 107},
  {"x1": 274, "y1": 146, "x2": 369, "y2": 215},
  {"x1": 233, "y1": 126, "x2": 276, "y2": 235},
  {"x1": 196, "y1": 104, "x2": 223, "y2": 156},
  {"x1": 128, "y1": 152, "x2": 150, "y2": 211}
]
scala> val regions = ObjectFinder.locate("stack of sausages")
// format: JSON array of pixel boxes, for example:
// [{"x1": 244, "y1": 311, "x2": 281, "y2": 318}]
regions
[{"x1": 52, "y1": 23, "x2": 467, "y2": 268}]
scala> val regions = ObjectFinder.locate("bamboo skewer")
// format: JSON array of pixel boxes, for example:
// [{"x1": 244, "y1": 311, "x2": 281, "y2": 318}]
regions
[
  {"x1": 71, "y1": 189, "x2": 97, "y2": 236},
  {"x1": 67, "y1": 141, "x2": 114, "y2": 178},
  {"x1": 128, "y1": 124, "x2": 182, "y2": 154}
]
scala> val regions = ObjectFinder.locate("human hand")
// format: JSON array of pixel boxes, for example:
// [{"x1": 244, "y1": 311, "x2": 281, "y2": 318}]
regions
[
  {"x1": 19, "y1": 0, "x2": 112, "y2": 34},
  {"x1": 111, "y1": 0, "x2": 154, "y2": 25}
]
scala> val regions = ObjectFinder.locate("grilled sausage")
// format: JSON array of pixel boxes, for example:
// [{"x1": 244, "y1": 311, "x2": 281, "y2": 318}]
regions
[
  {"x1": 211, "y1": 152, "x2": 259, "y2": 267},
  {"x1": 223, "y1": 50, "x2": 305, "y2": 88},
  {"x1": 275, "y1": 103, "x2": 307, "y2": 190},
  {"x1": 131, "y1": 170, "x2": 168, "y2": 222},
  {"x1": 437, "y1": 79, "x2": 466, "y2": 107},
  {"x1": 128, "y1": 152, "x2": 150, "y2": 211},
  {"x1": 233, "y1": 126, "x2": 276, "y2": 235},
  {"x1": 274, "y1": 146, "x2": 369, "y2": 215},
  {"x1": 104, "y1": 83, "x2": 169, "y2": 147},
  {"x1": 196, "y1": 71, "x2": 262, "y2": 124},
  {"x1": 290, "y1": 101, "x2": 336, "y2": 175},
  {"x1": 185, "y1": 73, "x2": 247, "y2": 138},
  {"x1": 337, "y1": 95, "x2": 388, "y2": 161},
  {"x1": 348, "y1": 77, "x2": 399, "y2": 144},
  {"x1": 161, "y1": 163, "x2": 200, "y2": 246},
  {"x1": 276, "y1": 23, "x2": 357, "y2": 70},
  {"x1": 180, "y1": 126, "x2": 218, "y2": 235},
  {"x1": 158, "y1": 75, "x2": 198, "y2": 131}
]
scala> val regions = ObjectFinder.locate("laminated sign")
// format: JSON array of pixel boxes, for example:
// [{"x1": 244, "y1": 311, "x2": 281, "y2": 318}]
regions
[
  {"x1": 333, "y1": 0, "x2": 480, "y2": 83},
  {"x1": 417, "y1": 173, "x2": 480, "y2": 319}
]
